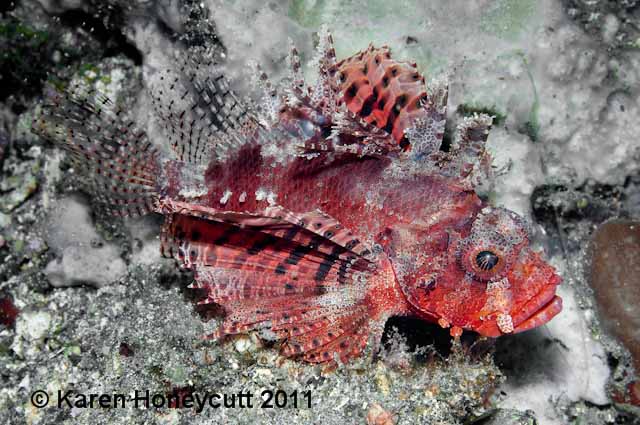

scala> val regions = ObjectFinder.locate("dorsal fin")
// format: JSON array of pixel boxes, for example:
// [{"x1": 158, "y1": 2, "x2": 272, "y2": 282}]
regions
[{"x1": 335, "y1": 43, "x2": 429, "y2": 148}]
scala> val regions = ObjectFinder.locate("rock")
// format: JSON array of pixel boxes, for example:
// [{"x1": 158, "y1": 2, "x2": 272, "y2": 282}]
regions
[
  {"x1": 474, "y1": 408, "x2": 538, "y2": 425},
  {"x1": 564, "y1": 0, "x2": 640, "y2": 47},
  {"x1": 496, "y1": 283, "x2": 611, "y2": 419},
  {"x1": 44, "y1": 245, "x2": 126, "y2": 288},
  {"x1": 44, "y1": 196, "x2": 127, "y2": 287},
  {"x1": 631, "y1": 381, "x2": 640, "y2": 406},
  {"x1": 590, "y1": 221, "x2": 640, "y2": 371}
]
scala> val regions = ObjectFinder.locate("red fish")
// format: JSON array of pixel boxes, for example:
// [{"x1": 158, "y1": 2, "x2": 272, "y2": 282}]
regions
[{"x1": 34, "y1": 28, "x2": 562, "y2": 363}]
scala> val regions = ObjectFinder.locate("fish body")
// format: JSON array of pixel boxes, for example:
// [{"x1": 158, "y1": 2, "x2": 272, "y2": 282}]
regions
[{"x1": 34, "y1": 29, "x2": 562, "y2": 363}]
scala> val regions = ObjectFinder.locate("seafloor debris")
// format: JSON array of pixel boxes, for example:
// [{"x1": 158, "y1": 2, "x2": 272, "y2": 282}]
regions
[{"x1": 366, "y1": 402, "x2": 396, "y2": 425}]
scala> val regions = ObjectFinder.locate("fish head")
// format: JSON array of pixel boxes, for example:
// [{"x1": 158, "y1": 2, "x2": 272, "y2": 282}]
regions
[{"x1": 389, "y1": 206, "x2": 562, "y2": 336}]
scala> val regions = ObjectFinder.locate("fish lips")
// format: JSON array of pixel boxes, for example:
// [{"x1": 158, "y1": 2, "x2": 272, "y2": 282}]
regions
[{"x1": 475, "y1": 270, "x2": 563, "y2": 337}]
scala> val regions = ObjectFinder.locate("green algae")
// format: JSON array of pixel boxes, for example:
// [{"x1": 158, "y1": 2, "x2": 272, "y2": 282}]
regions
[{"x1": 519, "y1": 52, "x2": 540, "y2": 142}]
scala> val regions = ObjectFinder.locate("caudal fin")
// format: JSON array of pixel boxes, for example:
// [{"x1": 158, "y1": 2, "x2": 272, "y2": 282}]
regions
[{"x1": 33, "y1": 84, "x2": 162, "y2": 217}]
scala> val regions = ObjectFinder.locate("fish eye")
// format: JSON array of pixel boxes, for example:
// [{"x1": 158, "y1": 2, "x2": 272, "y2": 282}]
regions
[
  {"x1": 475, "y1": 250, "x2": 499, "y2": 271},
  {"x1": 456, "y1": 242, "x2": 508, "y2": 281}
]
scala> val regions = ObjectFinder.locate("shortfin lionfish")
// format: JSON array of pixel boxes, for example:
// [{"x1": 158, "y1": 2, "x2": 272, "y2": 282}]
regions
[{"x1": 33, "y1": 27, "x2": 562, "y2": 364}]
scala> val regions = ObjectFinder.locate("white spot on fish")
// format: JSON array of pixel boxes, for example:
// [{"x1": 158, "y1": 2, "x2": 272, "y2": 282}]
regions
[
  {"x1": 178, "y1": 186, "x2": 208, "y2": 199},
  {"x1": 267, "y1": 191, "x2": 278, "y2": 206},
  {"x1": 255, "y1": 188, "x2": 267, "y2": 201},
  {"x1": 255, "y1": 188, "x2": 277, "y2": 205},
  {"x1": 239, "y1": 191, "x2": 247, "y2": 203},
  {"x1": 219, "y1": 189, "x2": 232, "y2": 205}
]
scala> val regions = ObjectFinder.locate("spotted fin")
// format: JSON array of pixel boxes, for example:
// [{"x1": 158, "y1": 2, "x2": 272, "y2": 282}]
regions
[
  {"x1": 159, "y1": 201, "x2": 381, "y2": 363},
  {"x1": 32, "y1": 84, "x2": 161, "y2": 217},
  {"x1": 149, "y1": 47, "x2": 259, "y2": 164}
]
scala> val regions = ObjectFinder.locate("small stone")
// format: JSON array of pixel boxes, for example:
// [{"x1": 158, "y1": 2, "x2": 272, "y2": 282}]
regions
[
  {"x1": 15, "y1": 311, "x2": 51, "y2": 341},
  {"x1": 234, "y1": 335, "x2": 252, "y2": 353},
  {"x1": 590, "y1": 221, "x2": 640, "y2": 371},
  {"x1": 0, "y1": 212, "x2": 10, "y2": 229},
  {"x1": 165, "y1": 365, "x2": 188, "y2": 385},
  {"x1": 64, "y1": 345, "x2": 81, "y2": 357},
  {"x1": 119, "y1": 342, "x2": 134, "y2": 357},
  {"x1": 0, "y1": 172, "x2": 38, "y2": 213},
  {"x1": 366, "y1": 402, "x2": 396, "y2": 425},
  {"x1": 374, "y1": 364, "x2": 391, "y2": 396},
  {"x1": 254, "y1": 368, "x2": 273, "y2": 380}
]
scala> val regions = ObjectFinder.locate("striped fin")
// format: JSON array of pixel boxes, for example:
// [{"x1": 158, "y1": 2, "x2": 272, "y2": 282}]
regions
[
  {"x1": 281, "y1": 306, "x2": 370, "y2": 363},
  {"x1": 335, "y1": 43, "x2": 428, "y2": 148},
  {"x1": 32, "y1": 84, "x2": 161, "y2": 217},
  {"x1": 195, "y1": 266, "x2": 374, "y2": 363},
  {"x1": 260, "y1": 207, "x2": 374, "y2": 259},
  {"x1": 158, "y1": 200, "x2": 374, "y2": 260},
  {"x1": 149, "y1": 47, "x2": 259, "y2": 164},
  {"x1": 160, "y1": 211, "x2": 372, "y2": 280},
  {"x1": 158, "y1": 200, "x2": 382, "y2": 363}
]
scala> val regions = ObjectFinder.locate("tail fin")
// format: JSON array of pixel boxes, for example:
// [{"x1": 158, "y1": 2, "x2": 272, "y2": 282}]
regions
[{"x1": 33, "y1": 84, "x2": 162, "y2": 217}]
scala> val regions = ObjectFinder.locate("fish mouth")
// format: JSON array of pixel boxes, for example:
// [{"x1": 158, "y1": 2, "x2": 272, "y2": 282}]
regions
[
  {"x1": 475, "y1": 284, "x2": 562, "y2": 337},
  {"x1": 512, "y1": 294, "x2": 562, "y2": 333},
  {"x1": 509, "y1": 278, "x2": 562, "y2": 334}
]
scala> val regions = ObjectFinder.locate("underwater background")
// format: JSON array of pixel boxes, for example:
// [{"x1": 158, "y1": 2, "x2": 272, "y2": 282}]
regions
[{"x1": 1, "y1": 0, "x2": 639, "y2": 424}]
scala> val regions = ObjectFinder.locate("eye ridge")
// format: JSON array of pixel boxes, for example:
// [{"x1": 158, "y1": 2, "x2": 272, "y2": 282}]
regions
[{"x1": 475, "y1": 250, "x2": 499, "y2": 271}]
